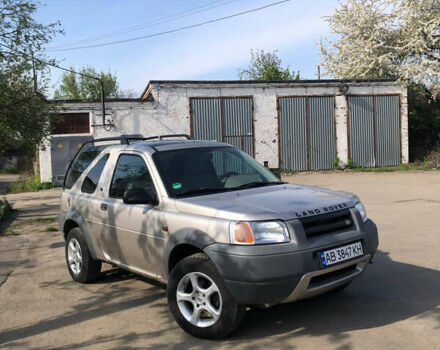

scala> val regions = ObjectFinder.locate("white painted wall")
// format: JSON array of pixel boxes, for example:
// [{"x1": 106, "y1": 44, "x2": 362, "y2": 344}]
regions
[{"x1": 40, "y1": 81, "x2": 407, "y2": 182}]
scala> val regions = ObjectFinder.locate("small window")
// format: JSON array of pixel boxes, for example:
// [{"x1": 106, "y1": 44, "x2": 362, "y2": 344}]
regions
[
  {"x1": 109, "y1": 154, "x2": 155, "y2": 199},
  {"x1": 81, "y1": 154, "x2": 109, "y2": 194},
  {"x1": 53, "y1": 113, "x2": 90, "y2": 135}
]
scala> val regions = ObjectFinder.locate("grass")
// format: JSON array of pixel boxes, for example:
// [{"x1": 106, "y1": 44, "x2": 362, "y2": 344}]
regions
[
  {"x1": 45, "y1": 226, "x2": 58, "y2": 232},
  {"x1": 282, "y1": 163, "x2": 438, "y2": 174},
  {"x1": 7, "y1": 176, "x2": 58, "y2": 194},
  {"x1": 0, "y1": 168, "x2": 21, "y2": 175},
  {"x1": 344, "y1": 163, "x2": 435, "y2": 172}
]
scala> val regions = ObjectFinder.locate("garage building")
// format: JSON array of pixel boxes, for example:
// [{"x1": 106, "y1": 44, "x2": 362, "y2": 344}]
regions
[{"x1": 40, "y1": 80, "x2": 408, "y2": 183}]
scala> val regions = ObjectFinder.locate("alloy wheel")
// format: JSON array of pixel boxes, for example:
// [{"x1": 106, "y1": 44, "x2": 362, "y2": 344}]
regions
[{"x1": 176, "y1": 272, "x2": 222, "y2": 328}]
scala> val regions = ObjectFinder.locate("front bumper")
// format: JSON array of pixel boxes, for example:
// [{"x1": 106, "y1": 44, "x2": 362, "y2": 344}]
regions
[{"x1": 204, "y1": 219, "x2": 378, "y2": 306}]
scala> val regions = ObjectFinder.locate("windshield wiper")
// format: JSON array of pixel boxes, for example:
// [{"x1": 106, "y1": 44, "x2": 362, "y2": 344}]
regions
[
  {"x1": 176, "y1": 187, "x2": 229, "y2": 198},
  {"x1": 235, "y1": 181, "x2": 286, "y2": 189},
  {"x1": 176, "y1": 182, "x2": 286, "y2": 198}
]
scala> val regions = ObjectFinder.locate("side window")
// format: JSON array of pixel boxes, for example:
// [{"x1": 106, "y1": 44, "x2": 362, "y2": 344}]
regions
[
  {"x1": 65, "y1": 149, "x2": 103, "y2": 189},
  {"x1": 81, "y1": 154, "x2": 109, "y2": 194},
  {"x1": 109, "y1": 154, "x2": 155, "y2": 199}
]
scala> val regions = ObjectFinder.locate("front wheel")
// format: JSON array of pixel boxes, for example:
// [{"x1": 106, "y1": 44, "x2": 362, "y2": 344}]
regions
[
  {"x1": 65, "y1": 227, "x2": 102, "y2": 283},
  {"x1": 167, "y1": 253, "x2": 245, "y2": 339}
]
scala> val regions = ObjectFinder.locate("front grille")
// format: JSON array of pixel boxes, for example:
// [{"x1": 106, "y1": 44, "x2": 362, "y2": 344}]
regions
[{"x1": 300, "y1": 210, "x2": 355, "y2": 236}]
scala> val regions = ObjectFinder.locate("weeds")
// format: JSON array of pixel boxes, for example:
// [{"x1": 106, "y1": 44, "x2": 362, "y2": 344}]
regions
[
  {"x1": 0, "y1": 168, "x2": 21, "y2": 175},
  {"x1": 8, "y1": 176, "x2": 57, "y2": 194}
]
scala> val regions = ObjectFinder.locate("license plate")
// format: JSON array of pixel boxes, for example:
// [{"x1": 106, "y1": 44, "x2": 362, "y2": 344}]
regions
[{"x1": 319, "y1": 241, "x2": 363, "y2": 268}]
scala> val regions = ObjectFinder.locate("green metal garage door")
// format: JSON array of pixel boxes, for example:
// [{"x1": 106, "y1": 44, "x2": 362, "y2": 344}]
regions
[
  {"x1": 278, "y1": 96, "x2": 335, "y2": 171},
  {"x1": 190, "y1": 97, "x2": 254, "y2": 156},
  {"x1": 348, "y1": 95, "x2": 400, "y2": 167}
]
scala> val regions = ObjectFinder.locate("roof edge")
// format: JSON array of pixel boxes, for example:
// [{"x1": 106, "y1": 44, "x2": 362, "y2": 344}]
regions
[
  {"x1": 141, "y1": 79, "x2": 399, "y2": 99},
  {"x1": 50, "y1": 98, "x2": 142, "y2": 104}
]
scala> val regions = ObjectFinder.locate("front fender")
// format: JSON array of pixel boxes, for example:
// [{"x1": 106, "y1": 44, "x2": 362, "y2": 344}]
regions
[{"x1": 163, "y1": 228, "x2": 216, "y2": 280}]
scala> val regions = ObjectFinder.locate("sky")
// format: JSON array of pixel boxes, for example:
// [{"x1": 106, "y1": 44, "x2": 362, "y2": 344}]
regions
[{"x1": 35, "y1": 0, "x2": 338, "y2": 97}]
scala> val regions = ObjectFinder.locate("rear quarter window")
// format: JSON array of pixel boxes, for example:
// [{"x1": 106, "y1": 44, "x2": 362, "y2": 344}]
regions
[
  {"x1": 81, "y1": 154, "x2": 109, "y2": 194},
  {"x1": 65, "y1": 146, "x2": 106, "y2": 189}
]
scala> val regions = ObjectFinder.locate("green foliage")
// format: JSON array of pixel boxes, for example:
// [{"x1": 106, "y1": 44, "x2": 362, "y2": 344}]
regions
[
  {"x1": 345, "y1": 163, "x2": 437, "y2": 172},
  {"x1": 345, "y1": 159, "x2": 360, "y2": 169},
  {"x1": 0, "y1": 0, "x2": 62, "y2": 154},
  {"x1": 320, "y1": 0, "x2": 440, "y2": 95},
  {"x1": 332, "y1": 157, "x2": 341, "y2": 169},
  {"x1": 239, "y1": 49, "x2": 300, "y2": 81},
  {"x1": 54, "y1": 67, "x2": 120, "y2": 100},
  {"x1": 45, "y1": 226, "x2": 58, "y2": 232},
  {"x1": 407, "y1": 84, "x2": 440, "y2": 161},
  {"x1": 0, "y1": 168, "x2": 20, "y2": 175},
  {"x1": 8, "y1": 176, "x2": 57, "y2": 193}
]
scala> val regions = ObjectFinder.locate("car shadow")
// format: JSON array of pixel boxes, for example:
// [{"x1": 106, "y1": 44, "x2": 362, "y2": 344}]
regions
[{"x1": 229, "y1": 250, "x2": 440, "y2": 340}]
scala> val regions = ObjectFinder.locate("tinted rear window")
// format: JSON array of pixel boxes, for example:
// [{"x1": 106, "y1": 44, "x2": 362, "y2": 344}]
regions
[
  {"x1": 81, "y1": 154, "x2": 109, "y2": 194},
  {"x1": 65, "y1": 146, "x2": 107, "y2": 189}
]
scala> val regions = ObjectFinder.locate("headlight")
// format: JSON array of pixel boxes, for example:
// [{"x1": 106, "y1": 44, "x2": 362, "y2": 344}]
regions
[
  {"x1": 230, "y1": 221, "x2": 290, "y2": 245},
  {"x1": 355, "y1": 202, "x2": 368, "y2": 222}
]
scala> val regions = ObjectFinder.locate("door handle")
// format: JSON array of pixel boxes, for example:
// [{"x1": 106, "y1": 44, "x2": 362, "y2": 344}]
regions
[{"x1": 100, "y1": 203, "x2": 108, "y2": 211}]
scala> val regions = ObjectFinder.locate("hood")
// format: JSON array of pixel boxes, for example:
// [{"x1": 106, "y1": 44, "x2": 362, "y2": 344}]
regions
[{"x1": 174, "y1": 183, "x2": 358, "y2": 221}]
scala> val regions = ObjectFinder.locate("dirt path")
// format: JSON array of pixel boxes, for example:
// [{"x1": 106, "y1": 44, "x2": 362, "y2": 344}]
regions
[{"x1": 4, "y1": 187, "x2": 62, "y2": 221}]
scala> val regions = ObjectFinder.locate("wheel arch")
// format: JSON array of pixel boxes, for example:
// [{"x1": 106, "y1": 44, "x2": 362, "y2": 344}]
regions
[
  {"x1": 165, "y1": 229, "x2": 216, "y2": 280},
  {"x1": 63, "y1": 210, "x2": 98, "y2": 260},
  {"x1": 63, "y1": 219, "x2": 79, "y2": 239}
]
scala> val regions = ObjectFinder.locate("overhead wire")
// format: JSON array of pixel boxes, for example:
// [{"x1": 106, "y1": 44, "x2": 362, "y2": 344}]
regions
[
  {"x1": 49, "y1": 0, "x2": 239, "y2": 49},
  {"x1": 48, "y1": 0, "x2": 291, "y2": 52}
]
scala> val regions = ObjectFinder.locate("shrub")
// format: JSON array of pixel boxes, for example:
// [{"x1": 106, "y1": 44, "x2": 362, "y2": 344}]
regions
[
  {"x1": 345, "y1": 159, "x2": 361, "y2": 169},
  {"x1": 0, "y1": 198, "x2": 12, "y2": 222},
  {"x1": 331, "y1": 157, "x2": 340, "y2": 169}
]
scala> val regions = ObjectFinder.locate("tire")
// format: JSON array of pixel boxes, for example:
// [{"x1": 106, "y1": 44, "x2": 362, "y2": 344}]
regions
[
  {"x1": 167, "y1": 253, "x2": 245, "y2": 339},
  {"x1": 65, "y1": 227, "x2": 102, "y2": 283}
]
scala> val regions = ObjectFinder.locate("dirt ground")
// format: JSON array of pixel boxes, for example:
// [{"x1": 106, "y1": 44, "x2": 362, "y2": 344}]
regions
[{"x1": 0, "y1": 172, "x2": 439, "y2": 349}]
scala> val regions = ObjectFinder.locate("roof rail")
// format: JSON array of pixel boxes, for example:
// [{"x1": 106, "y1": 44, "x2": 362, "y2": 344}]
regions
[
  {"x1": 141, "y1": 134, "x2": 193, "y2": 141},
  {"x1": 62, "y1": 134, "x2": 193, "y2": 188},
  {"x1": 62, "y1": 134, "x2": 143, "y2": 189}
]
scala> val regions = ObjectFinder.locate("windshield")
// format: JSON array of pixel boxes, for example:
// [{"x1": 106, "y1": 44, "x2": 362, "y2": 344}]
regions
[{"x1": 153, "y1": 146, "x2": 282, "y2": 198}]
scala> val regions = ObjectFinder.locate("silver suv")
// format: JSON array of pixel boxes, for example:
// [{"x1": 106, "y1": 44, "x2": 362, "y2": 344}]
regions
[{"x1": 58, "y1": 135, "x2": 378, "y2": 339}]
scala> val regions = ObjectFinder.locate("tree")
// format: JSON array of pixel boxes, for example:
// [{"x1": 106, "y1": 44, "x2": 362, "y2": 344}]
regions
[
  {"x1": 320, "y1": 0, "x2": 440, "y2": 94},
  {"x1": 54, "y1": 67, "x2": 120, "y2": 100},
  {"x1": 320, "y1": 0, "x2": 440, "y2": 160},
  {"x1": 239, "y1": 49, "x2": 300, "y2": 81},
  {"x1": 0, "y1": 0, "x2": 61, "y2": 154}
]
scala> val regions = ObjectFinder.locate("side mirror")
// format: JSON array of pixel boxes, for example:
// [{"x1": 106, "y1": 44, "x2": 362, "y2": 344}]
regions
[
  {"x1": 123, "y1": 188, "x2": 158, "y2": 205},
  {"x1": 271, "y1": 169, "x2": 282, "y2": 181}
]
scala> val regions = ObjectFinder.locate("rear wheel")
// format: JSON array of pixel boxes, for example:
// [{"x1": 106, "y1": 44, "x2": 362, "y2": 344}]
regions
[
  {"x1": 65, "y1": 228, "x2": 101, "y2": 283},
  {"x1": 167, "y1": 253, "x2": 245, "y2": 339}
]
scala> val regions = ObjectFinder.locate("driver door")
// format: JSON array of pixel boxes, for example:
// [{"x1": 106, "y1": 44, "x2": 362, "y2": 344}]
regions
[{"x1": 100, "y1": 152, "x2": 165, "y2": 278}]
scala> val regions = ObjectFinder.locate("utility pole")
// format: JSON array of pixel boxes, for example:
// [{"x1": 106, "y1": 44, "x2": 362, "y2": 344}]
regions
[{"x1": 317, "y1": 65, "x2": 321, "y2": 80}]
